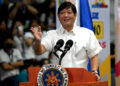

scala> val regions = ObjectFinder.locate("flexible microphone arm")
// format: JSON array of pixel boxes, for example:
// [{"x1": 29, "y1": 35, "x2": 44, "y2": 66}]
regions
[
  {"x1": 59, "y1": 54, "x2": 64, "y2": 65},
  {"x1": 54, "y1": 49, "x2": 64, "y2": 58}
]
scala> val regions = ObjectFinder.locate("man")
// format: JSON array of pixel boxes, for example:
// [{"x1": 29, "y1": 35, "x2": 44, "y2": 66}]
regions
[
  {"x1": 31, "y1": 1, "x2": 102, "y2": 80},
  {"x1": 0, "y1": 37, "x2": 27, "y2": 86}
]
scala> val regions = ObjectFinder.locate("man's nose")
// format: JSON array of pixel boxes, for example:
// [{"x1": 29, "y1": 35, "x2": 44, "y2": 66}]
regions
[{"x1": 64, "y1": 13, "x2": 68, "y2": 17}]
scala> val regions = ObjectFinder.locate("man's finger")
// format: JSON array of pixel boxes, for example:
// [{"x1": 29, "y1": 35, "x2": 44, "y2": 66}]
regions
[
  {"x1": 38, "y1": 26, "x2": 41, "y2": 32},
  {"x1": 31, "y1": 27, "x2": 36, "y2": 33}
]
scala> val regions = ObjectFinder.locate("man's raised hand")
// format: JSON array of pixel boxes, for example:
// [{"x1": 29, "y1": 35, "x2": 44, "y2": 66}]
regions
[{"x1": 31, "y1": 26, "x2": 42, "y2": 41}]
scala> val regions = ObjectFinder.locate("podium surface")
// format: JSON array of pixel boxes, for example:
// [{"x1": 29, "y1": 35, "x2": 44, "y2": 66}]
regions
[{"x1": 20, "y1": 67, "x2": 108, "y2": 86}]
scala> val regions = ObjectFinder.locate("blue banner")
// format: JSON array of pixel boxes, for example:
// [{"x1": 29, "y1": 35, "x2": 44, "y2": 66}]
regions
[{"x1": 80, "y1": 0, "x2": 96, "y2": 72}]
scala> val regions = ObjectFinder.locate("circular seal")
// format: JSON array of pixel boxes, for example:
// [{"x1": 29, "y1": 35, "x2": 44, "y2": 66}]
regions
[{"x1": 37, "y1": 64, "x2": 68, "y2": 86}]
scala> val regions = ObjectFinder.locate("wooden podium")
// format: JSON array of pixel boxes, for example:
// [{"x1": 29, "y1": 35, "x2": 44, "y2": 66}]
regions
[{"x1": 20, "y1": 67, "x2": 108, "y2": 86}]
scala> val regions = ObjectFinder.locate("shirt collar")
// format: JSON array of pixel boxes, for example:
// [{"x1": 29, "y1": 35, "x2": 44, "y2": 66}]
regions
[{"x1": 58, "y1": 25, "x2": 78, "y2": 35}]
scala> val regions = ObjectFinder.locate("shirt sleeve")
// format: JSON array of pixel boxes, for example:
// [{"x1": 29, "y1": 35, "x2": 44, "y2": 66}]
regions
[
  {"x1": 0, "y1": 51, "x2": 8, "y2": 63},
  {"x1": 86, "y1": 31, "x2": 102, "y2": 58},
  {"x1": 41, "y1": 31, "x2": 55, "y2": 52}
]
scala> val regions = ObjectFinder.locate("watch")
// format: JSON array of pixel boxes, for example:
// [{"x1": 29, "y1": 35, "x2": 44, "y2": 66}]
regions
[{"x1": 92, "y1": 70, "x2": 98, "y2": 74}]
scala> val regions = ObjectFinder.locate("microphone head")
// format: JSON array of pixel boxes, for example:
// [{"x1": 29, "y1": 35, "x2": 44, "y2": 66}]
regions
[
  {"x1": 56, "y1": 39, "x2": 64, "y2": 47},
  {"x1": 54, "y1": 39, "x2": 64, "y2": 50},
  {"x1": 65, "y1": 40, "x2": 73, "y2": 50}
]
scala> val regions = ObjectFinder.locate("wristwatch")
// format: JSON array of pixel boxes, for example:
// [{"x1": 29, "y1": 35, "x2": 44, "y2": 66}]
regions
[{"x1": 91, "y1": 70, "x2": 98, "y2": 74}]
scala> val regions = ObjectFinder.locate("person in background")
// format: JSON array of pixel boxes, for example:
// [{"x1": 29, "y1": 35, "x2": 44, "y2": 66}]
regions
[
  {"x1": 110, "y1": 42, "x2": 115, "y2": 86},
  {"x1": 0, "y1": 0, "x2": 8, "y2": 29},
  {"x1": 0, "y1": 21, "x2": 7, "y2": 49},
  {"x1": 0, "y1": 0, "x2": 8, "y2": 49},
  {"x1": 31, "y1": 1, "x2": 102, "y2": 80},
  {"x1": 47, "y1": 0, "x2": 56, "y2": 30},
  {"x1": 33, "y1": 0, "x2": 50, "y2": 30},
  {"x1": 0, "y1": 37, "x2": 28, "y2": 86},
  {"x1": 39, "y1": 58, "x2": 50, "y2": 67},
  {"x1": 12, "y1": 21, "x2": 24, "y2": 56},
  {"x1": 23, "y1": 32, "x2": 35, "y2": 60},
  {"x1": 8, "y1": 0, "x2": 38, "y2": 30},
  {"x1": 21, "y1": 31, "x2": 37, "y2": 69}
]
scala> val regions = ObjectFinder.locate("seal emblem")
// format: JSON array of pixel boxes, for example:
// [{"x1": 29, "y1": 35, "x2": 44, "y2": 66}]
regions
[{"x1": 37, "y1": 64, "x2": 68, "y2": 86}]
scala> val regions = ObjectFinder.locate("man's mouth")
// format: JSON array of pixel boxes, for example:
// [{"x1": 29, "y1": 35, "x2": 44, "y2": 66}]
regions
[{"x1": 64, "y1": 18, "x2": 70, "y2": 22}]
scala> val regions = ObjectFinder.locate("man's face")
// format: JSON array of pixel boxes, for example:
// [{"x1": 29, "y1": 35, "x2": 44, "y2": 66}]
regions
[{"x1": 58, "y1": 8, "x2": 77, "y2": 29}]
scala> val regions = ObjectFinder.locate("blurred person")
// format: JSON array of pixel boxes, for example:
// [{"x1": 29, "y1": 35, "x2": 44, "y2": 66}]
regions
[
  {"x1": 23, "y1": 32, "x2": 35, "y2": 60},
  {"x1": 31, "y1": 2, "x2": 102, "y2": 81},
  {"x1": 0, "y1": 0, "x2": 8, "y2": 49},
  {"x1": 12, "y1": 21, "x2": 24, "y2": 56},
  {"x1": 39, "y1": 58, "x2": 50, "y2": 67},
  {"x1": 21, "y1": 31, "x2": 38, "y2": 69},
  {"x1": 110, "y1": 42, "x2": 115, "y2": 86},
  {"x1": 0, "y1": 0, "x2": 8, "y2": 28},
  {"x1": 33, "y1": 0, "x2": 50, "y2": 30},
  {"x1": 0, "y1": 21, "x2": 6, "y2": 31},
  {"x1": 0, "y1": 37, "x2": 28, "y2": 86},
  {"x1": 47, "y1": 0, "x2": 56, "y2": 30},
  {"x1": 0, "y1": 21, "x2": 7, "y2": 49},
  {"x1": 8, "y1": 0, "x2": 38, "y2": 30}
]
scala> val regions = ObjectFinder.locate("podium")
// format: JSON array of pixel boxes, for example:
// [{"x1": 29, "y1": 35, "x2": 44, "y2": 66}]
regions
[{"x1": 20, "y1": 67, "x2": 108, "y2": 86}]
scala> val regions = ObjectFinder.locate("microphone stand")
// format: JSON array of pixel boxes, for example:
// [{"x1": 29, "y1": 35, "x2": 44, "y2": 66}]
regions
[
  {"x1": 53, "y1": 52, "x2": 59, "y2": 58},
  {"x1": 53, "y1": 49, "x2": 64, "y2": 65},
  {"x1": 59, "y1": 51, "x2": 66, "y2": 65},
  {"x1": 59, "y1": 55, "x2": 63, "y2": 65}
]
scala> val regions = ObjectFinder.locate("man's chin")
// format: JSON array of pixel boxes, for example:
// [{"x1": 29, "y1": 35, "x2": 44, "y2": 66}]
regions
[{"x1": 62, "y1": 24, "x2": 72, "y2": 28}]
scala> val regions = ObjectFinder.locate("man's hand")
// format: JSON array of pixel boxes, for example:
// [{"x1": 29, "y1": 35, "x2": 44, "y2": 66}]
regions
[
  {"x1": 31, "y1": 26, "x2": 46, "y2": 55},
  {"x1": 92, "y1": 71, "x2": 101, "y2": 80},
  {"x1": 31, "y1": 26, "x2": 42, "y2": 41},
  {"x1": 10, "y1": 60, "x2": 24, "y2": 68}
]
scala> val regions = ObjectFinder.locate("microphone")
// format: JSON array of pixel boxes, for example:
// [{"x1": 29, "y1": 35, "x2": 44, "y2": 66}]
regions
[
  {"x1": 53, "y1": 39, "x2": 64, "y2": 58},
  {"x1": 64, "y1": 40, "x2": 73, "y2": 53},
  {"x1": 59, "y1": 40, "x2": 73, "y2": 65}
]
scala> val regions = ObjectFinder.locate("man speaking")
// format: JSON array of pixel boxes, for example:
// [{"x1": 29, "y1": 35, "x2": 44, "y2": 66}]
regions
[{"x1": 31, "y1": 1, "x2": 102, "y2": 80}]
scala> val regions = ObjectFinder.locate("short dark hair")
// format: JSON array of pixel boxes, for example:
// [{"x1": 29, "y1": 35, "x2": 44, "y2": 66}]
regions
[{"x1": 58, "y1": 1, "x2": 77, "y2": 14}]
